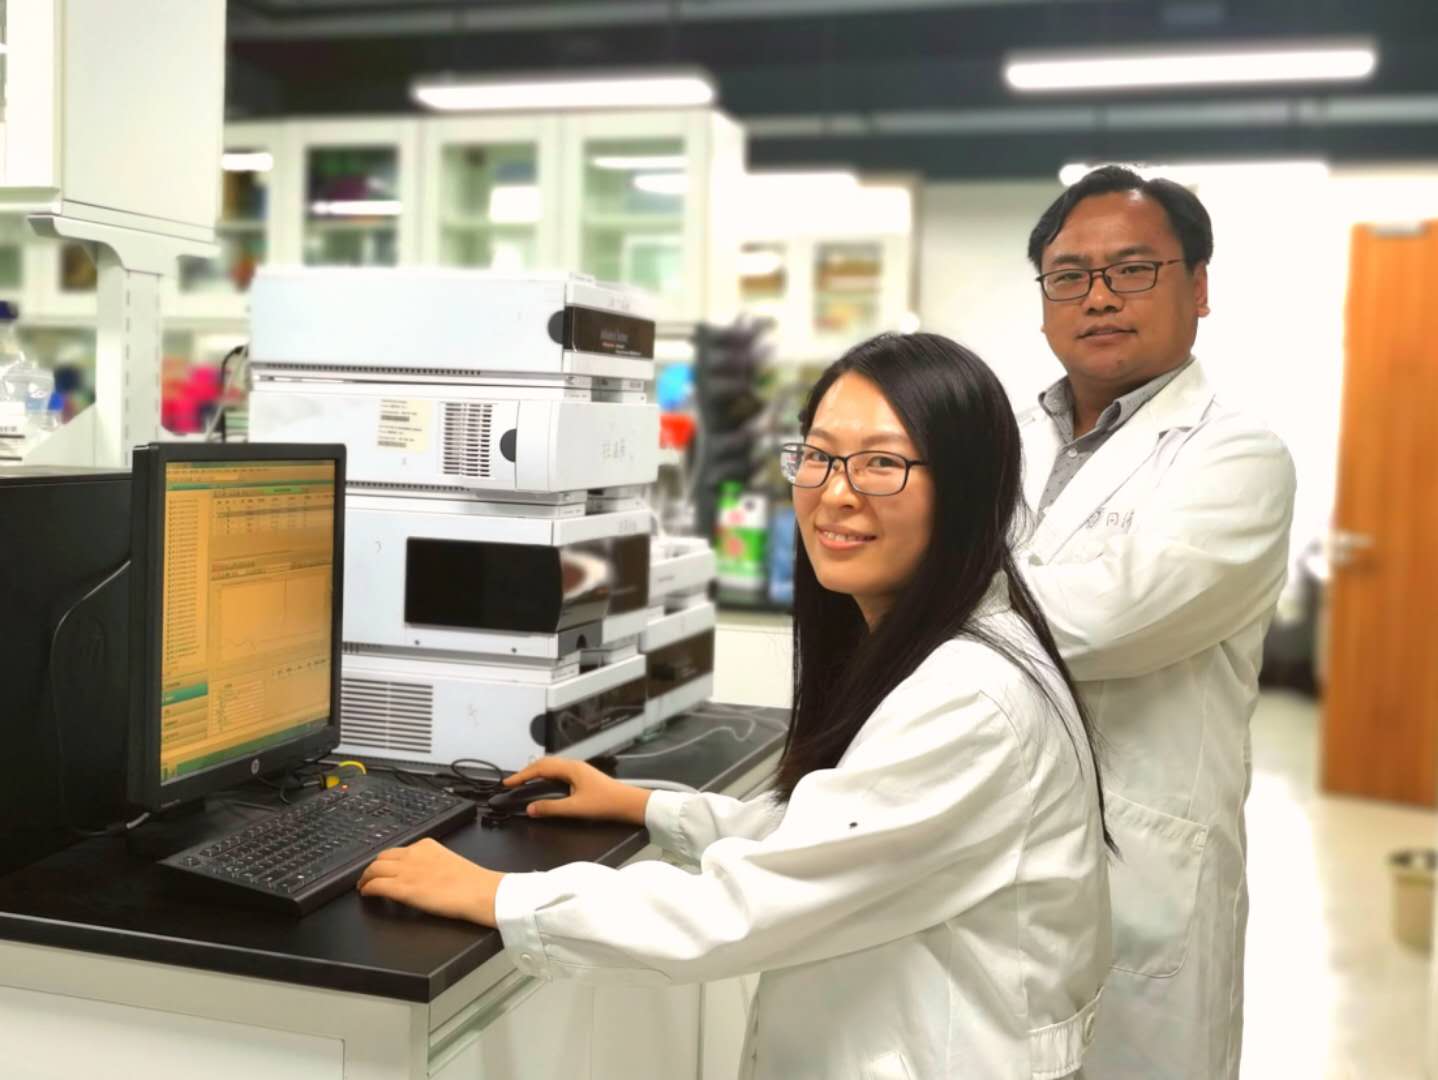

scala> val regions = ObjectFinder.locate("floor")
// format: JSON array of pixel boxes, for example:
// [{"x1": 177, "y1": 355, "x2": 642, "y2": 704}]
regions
[{"x1": 1242, "y1": 691, "x2": 1434, "y2": 1080}]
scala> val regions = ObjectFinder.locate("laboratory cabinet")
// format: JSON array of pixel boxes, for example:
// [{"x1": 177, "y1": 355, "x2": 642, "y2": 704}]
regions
[{"x1": 0, "y1": 708, "x2": 784, "y2": 1080}]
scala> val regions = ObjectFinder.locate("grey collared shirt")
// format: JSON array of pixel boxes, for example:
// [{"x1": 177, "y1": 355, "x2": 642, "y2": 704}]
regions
[{"x1": 1035, "y1": 357, "x2": 1194, "y2": 514}]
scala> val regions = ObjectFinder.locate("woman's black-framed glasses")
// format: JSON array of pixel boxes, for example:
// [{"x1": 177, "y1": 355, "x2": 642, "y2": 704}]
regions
[
  {"x1": 779, "y1": 442, "x2": 927, "y2": 497},
  {"x1": 1035, "y1": 258, "x2": 1185, "y2": 301}
]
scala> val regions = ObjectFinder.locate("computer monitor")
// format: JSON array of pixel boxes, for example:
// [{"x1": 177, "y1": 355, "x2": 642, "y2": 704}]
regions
[{"x1": 127, "y1": 443, "x2": 346, "y2": 813}]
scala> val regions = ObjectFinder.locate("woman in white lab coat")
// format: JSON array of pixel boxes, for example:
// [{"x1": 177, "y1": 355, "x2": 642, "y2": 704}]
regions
[{"x1": 359, "y1": 332, "x2": 1113, "y2": 1080}]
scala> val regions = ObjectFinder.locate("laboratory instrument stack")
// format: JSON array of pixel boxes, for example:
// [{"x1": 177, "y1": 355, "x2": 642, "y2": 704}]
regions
[{"x1": 248, "y1": 267, "x2": 713, "y2": 772}]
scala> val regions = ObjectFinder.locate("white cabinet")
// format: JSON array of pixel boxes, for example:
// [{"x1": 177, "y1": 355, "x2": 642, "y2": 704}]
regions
[
  {"x1": 0, "y1": 0, "x2": 224, "y2": 242},
  {"x1": 165, "y1": 123, "x2": 295, "y2": 323},
  {"x1": 561, "y1": 109, "x2": 744, "y2": 326},
  {"x1": 428, "y1": 973, "x2": 592, "y2": 1080},
  {"x1": 811, "y1": 235, "x2": 911, "y2": 348},
  {"x1": 419, "y1": 115, "x2": 564, "y2": 272},
  {"x1": 739, "y1": 180, "x2": 915, "y2": 363},
  {"x1": 430, "y1": 972, "x2": 702, "y2": 1080},
  {"x1": 286, "y1": 118, "x2": 422, "y2": 269},
  {"x1": 0, "y1": 984, "x2": 344, "y2": 1080},
  {"x1": 6, "y1": 109, "x2": 744, "y2": 372}
]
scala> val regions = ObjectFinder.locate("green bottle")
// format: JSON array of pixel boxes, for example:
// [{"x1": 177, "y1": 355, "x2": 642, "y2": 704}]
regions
[{"x1": 715, "y1": 482, "x2": 769, "y2": 592}]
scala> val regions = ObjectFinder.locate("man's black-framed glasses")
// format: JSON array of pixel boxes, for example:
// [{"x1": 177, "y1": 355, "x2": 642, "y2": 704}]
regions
[
  {"x1": 1036, "y1": 258, "x2": 1185, "y2": 301},
  {"x1": 779, "y1": 442, "x2": 927, "y2": 496}
]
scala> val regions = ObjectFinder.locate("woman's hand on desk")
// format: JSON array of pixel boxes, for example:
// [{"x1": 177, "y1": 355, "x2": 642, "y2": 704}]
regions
[
  {"x1": 357, "y1": 839, "x2": 503, "y2": 926},
  {"x1": 356, "y1": 760, "x2": 653, "y2": 925},
  {"x1": 504, "y1": 758, "x2": 653, "y2": 827}
]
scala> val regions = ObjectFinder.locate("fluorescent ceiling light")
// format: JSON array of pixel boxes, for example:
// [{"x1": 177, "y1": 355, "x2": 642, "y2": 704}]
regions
[
  {"x1": 413, "y1": 71, "x2": 715, "y2": 112},
  {"x1": 593, "y1": 155, "x2": 689, "y2": 171},
  {"x1": 310, "y1": 199, "x2": 401, "y2": 217},
  {"x1": 1059, "y1": 160, "x2": 1331, "y2": 186},
  {"x1": 488, "y1": 184, "x2": 541, "y2": 224},
  {"x1": 632, "y1": 173, "x2": 688, "y2": 196},
  {"x1": 222, "y1": 151, "x2": 274, "y2": 173},
  {"x1": 1008, "y1": 40, "x2": 1376, "y2": 92}
]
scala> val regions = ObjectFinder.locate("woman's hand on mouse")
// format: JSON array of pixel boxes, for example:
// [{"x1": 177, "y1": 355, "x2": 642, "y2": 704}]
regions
[
  {"x1": 357, "y1": 838, "x2": 503, "y2": 926},
  {"x1": 504, "y1": 758, "x2": 652, "y2": 826}
]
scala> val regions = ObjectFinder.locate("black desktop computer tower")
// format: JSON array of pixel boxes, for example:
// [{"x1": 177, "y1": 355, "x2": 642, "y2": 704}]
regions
[{"x1": 0, "y1": 467, "x2": 132, "y2": 874}]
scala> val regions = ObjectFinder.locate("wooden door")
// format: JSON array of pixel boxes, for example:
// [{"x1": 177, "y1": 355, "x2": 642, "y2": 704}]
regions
[{"x1": 1320, "y1": 221, "x2": 1438, "y2": 805}]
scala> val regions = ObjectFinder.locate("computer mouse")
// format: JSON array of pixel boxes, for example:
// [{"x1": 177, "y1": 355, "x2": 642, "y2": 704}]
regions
[{"x1": 486, "y1": 778, "x2": 572, "y2": 815}]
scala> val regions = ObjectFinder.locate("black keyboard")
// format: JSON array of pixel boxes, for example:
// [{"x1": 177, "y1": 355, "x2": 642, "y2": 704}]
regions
[{"x1": 160, "y1": 774, "x2": 477, "y2": 915}]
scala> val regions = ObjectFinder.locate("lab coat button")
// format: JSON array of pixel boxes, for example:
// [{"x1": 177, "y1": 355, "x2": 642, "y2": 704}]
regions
[
  {"x1": 520, "y1": 953, "x2": 534, "y2": 968},
  {"x1": 1066, "y1": 449, "x2": 1079, "y2": 458},
  {"x1": 1028, "y1": 553, "x2": 1042, "y2": 566}
]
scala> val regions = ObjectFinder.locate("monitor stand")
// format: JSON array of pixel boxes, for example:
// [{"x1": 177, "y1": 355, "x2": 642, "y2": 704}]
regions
[
  {"x1": 124, "y1": 799, "x2": 215, "y2": 861},
  {"x1": 124, "y1": 794, "x2": 277, "y2": 862},
  {"x1": 47, "y1": 564, "x2": 131, "y2": 831}
]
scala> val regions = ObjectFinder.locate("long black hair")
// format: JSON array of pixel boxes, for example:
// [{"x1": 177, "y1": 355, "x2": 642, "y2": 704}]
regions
[{"x1": 773, "y1": 332, "x2": 1112, "y2": 849}]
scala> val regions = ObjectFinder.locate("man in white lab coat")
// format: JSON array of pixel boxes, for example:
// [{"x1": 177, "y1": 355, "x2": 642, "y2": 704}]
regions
[{"x1": 1016, "y1": 165, "x2": 1296, "y2": 1079}]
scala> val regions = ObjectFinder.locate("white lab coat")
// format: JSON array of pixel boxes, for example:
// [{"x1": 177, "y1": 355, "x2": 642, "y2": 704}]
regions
[
  {"x1": 1015, "y1": 360, "x2": 1296, "y2": 1080},
  {"x1": 496, "y1": 576, "x2": 1110, "y2": 1079}
]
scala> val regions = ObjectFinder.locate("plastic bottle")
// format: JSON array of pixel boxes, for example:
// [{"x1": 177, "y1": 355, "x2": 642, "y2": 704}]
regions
[
  {"x1": 0, "y1": 301, "x2": 28, "y2": 441},
  {"x1": 715, "y1": 482, "x2": 770, "y2": 593},
  {"x1": 0, "y1": 303, "x2": 58, "y2": 440},
  {"x1": 767, "y1": 503, "x2": 796, "y2": 607}
]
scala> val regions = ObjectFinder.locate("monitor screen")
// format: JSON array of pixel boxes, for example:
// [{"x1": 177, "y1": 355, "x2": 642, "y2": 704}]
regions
[{"x1": 130, "y1": 445, "x2": 345, "y2": 811}]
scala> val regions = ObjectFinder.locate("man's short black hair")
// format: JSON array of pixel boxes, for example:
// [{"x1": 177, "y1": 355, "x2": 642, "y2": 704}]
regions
[{"x1": 1027, "y1": 164, "x2": 1214, "y2": 271}]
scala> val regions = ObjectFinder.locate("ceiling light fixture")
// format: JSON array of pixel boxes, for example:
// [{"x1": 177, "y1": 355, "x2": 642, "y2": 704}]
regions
[
  {"x1": 412, "y1": 70, "x2": 715, "y2": 112},
  {"x1": 1058, "y1": 160, "x2": 1331, "y2": 186},
  {"x1": 1008, "y1": 40, "x2": 1377, "y2": 93}
]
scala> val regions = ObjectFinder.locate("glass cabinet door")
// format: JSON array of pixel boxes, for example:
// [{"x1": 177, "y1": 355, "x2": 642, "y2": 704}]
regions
[
  {"x1": 181, "y1": 148, "x2": 272, "y2": 296},
  {"x1": 303, "y1": 145, "x2": 400, "y2": 266},
  {"x1": 738, "y1": 241, "x2": 787, "y2": 326},
  {"x1": 579, "y1": 136, "x2": 687, "y2": 302},
  {"x1": 438, "y1": 142, "x2": 541, "y2": 271},
  {"x1": 58, "y1": 241, "x2": 97, "y2": 295},
  {"x1": 813, "y1": 241, "x2": 882, "y2": 340}
]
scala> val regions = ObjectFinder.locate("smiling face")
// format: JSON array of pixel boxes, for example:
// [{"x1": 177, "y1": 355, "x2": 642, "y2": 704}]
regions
[
  {"x1": 794, "y1": 373, "x2": 935, "y2": 628},
  {"x1": 1039, "y1": 190, "x2": 1209, "y2": 396}
]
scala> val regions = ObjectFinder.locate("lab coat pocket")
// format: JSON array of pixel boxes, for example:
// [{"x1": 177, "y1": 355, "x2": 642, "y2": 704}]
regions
[{"x1": 1104, "y1": 790, "x2": 1209, "y2": 978}]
